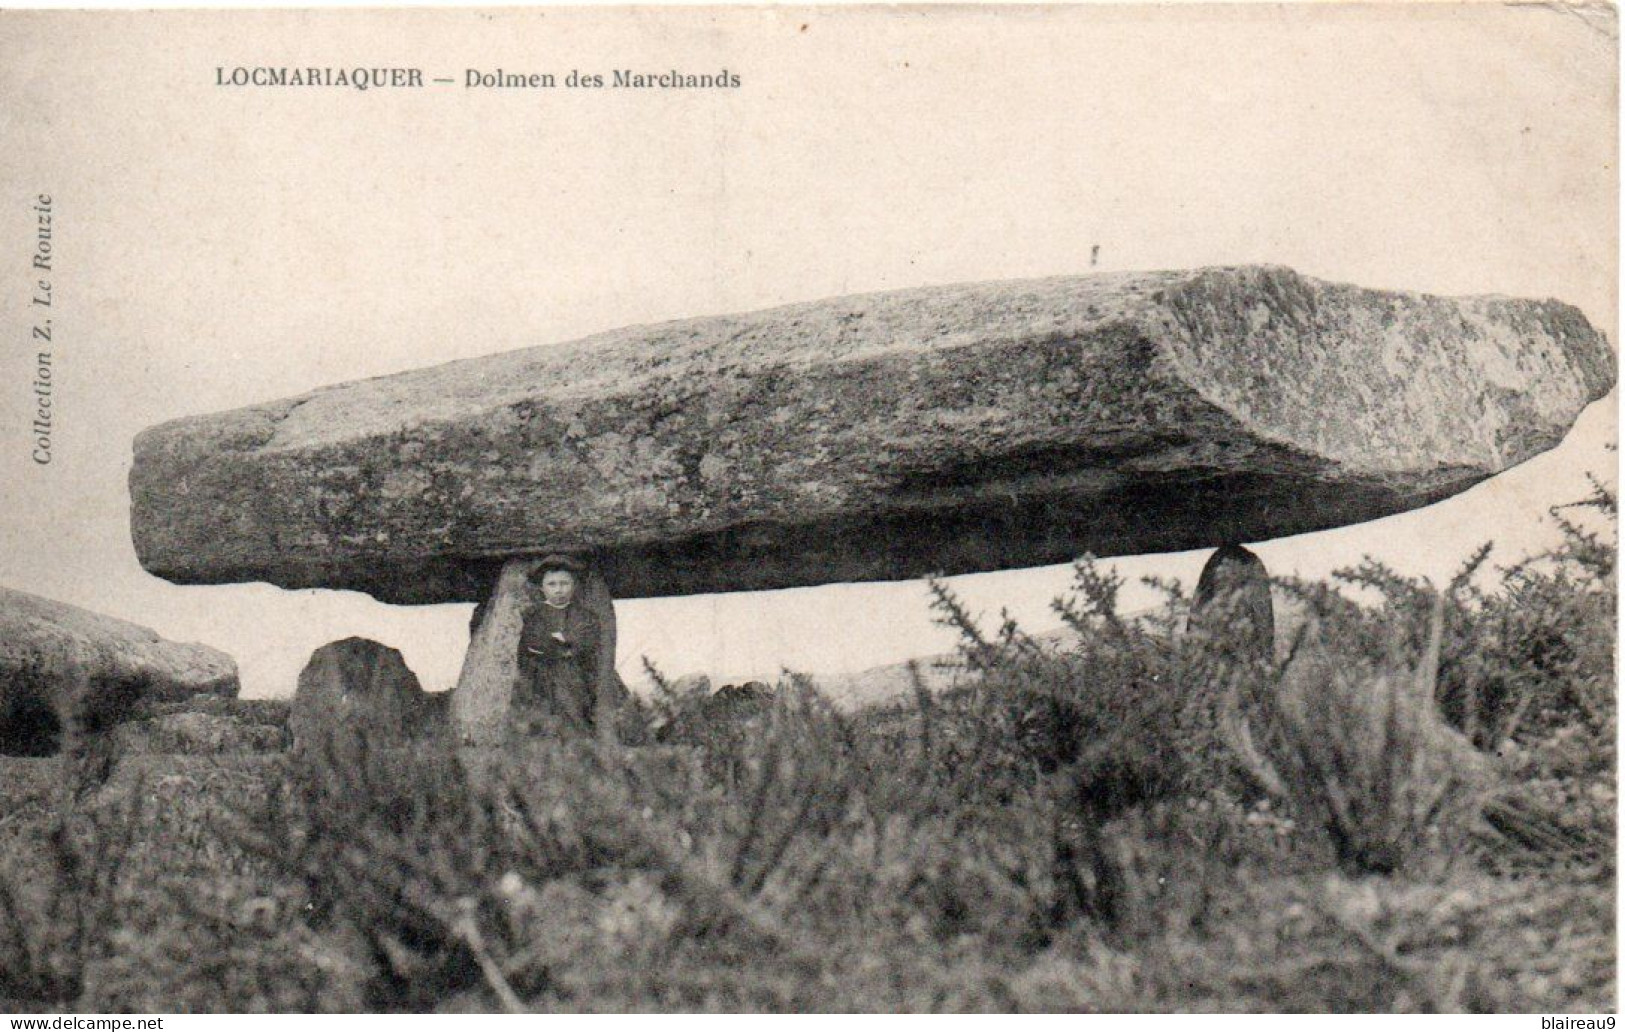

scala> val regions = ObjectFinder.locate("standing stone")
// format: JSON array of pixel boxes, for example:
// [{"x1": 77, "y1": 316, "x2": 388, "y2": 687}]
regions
[
  {"x1": 576, "y1": 566, "x2": 625, "y2": 745},
  {"x1": 128, "y1": 266, "x2": 1615, "y2": 604},
  {"x1": 1187, "y1": 544, "x2": 1275, "y2": 666},
  {"x1": 292, "y1": 637, "x2": 427, "y2": 755},
  {"x1": 1183, "y1": 544, "x2": 1279, "y2": 797},
  {"x1": 452, "y1": 559, "x2": 535, "y2": 745}
]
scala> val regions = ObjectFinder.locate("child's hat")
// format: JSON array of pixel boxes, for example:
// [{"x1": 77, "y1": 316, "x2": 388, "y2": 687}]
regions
[{"x1": 528, "y1": 554, "x2": 585, "y2": 580}]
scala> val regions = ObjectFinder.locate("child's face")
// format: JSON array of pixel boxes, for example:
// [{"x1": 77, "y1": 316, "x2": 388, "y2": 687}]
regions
[{"x1": 540, "y1": 570, "x2": 576, "y2": 605}]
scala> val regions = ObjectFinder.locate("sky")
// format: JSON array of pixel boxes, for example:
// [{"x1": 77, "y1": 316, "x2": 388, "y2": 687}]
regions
[{"x1": 0, "y1": 4, "x2": 1616, "y2": 697}]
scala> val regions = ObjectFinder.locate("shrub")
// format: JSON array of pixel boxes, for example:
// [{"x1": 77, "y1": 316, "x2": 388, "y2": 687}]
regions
[
  {"x1": 0, "y1": 787, "x2": 141, "y2": 1005},
  {"x1": 920, "y1": 564, "x2": 1208, "y2": 931},
  {"x1": 1229, "y1": 599, "x2": 1491, "y2": 875}
]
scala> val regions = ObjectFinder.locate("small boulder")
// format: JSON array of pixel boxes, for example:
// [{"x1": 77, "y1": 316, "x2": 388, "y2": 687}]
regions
[
  {"x1": 291, "y1": 638, "x2": 435, "y2": 756},
  {"x1": 655, "y1": 679, "x2": 777, "y2": 751},
  {"x1": 113, "y1": 697, "x2": 291, "y2": 756},
  {"x1": 669, "y1": 673, "x2": 713, "y2": 697},
  {"x1": 710, "y1": 681, "x2": 774, "y2": 719}
]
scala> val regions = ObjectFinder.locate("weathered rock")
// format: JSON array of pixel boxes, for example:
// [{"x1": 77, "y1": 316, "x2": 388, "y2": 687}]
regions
[
  {"x1": 112, "y1": 700, "x2": 290, "y2": 756},
  {"x1": 1187, "y1": 544, "x2": 1276, "y2": 666},
  {"x1": 654, "y1": 681, "x2": 779, "y2": 756},
  {"x1": 0, "y1": 585, "x2": 238, "y2": 757},
  {"x1": 92, "y1": 750, "x2": 291, "y2": 879},
  {"x1": 451, "y1": 562, "x2": 529, "y2": 744},
  {"x1": 0, "y1": 755, "x2": 63, "y2": 825},
  {"x1": 669, "y1": 673, "x2": 714, "y2": 696},
  {"x1": 129, "y1": 266, "x2": 1614, "y2": 603},
  {"x1": 715, "y1": 680, "x2": 773, "y2": 707},
  {"x1": 147, "y1": 693, "x2": 292, "y2": 726},
  {"x1": 418, "y1": 689, "x2": 450, "y2": 737},
  {"x1": 291, "y1": 637, "x2": 435, "y2": 754}
]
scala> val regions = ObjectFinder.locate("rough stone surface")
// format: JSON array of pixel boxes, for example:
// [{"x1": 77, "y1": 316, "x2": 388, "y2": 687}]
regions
[
  {"x1": 148, "y1": 693, "x2": 292, "y2": 726},
  {"x1": 656, "y1": 681, "x2": 775, "y2": 748},
  {"x1": 451, "y1": 561, "x2": 529, "y2": 744},
  {"x1": 91, "y1": 750, "x2": 291, "y2": 879},
  {"x1": 113, "y1": 697, "x2": 291, "y2": 756},
  {"x1": 129, "y1": 266, "x2": 1615, "y2": 603},
  {"x1": 0, "y1": 585, "x2": 238, "y2": 757},
  {"x1": 291, "y1": 637, "x2": 436, "y2": 754},
  {"x1": 0, "y1": 755, "x2": 63, "y2": 822}
]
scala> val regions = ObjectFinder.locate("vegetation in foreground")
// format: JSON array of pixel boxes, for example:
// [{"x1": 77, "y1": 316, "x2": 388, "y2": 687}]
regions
[{"x1": 0, "y1": 482, "x2": 1614, "y2": 1012}]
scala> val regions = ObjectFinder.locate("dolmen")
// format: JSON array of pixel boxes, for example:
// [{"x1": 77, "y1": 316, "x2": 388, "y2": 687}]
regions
[{"x1": 127, "y1": 265, "x2": 1615, "y2": 740}]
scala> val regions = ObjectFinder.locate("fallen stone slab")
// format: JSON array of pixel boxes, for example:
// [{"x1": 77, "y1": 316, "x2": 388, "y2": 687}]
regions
[
  {"x1": 0, "y1": 585, "x2": 238, "y2": 757},
  {"x1": 129, "y1": 266, "x2": 1614, "y2": 603}
]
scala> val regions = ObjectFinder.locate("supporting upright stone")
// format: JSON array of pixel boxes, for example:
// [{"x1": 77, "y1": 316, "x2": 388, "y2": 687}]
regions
[
  {"x1": 452, "y1": 559, "x2": 538, "y2": 745},
  {"x1": 1184, "y1": 544, "x2": 1279, "y2": 796},
  {"x1": 1188, "y1": 544, "x2": 1275, "y2": 666}
]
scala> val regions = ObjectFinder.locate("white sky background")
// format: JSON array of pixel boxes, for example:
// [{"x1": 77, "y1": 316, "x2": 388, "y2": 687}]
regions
[{"x1": 0, "y1": 4, "x2": 1616, "y2": 697}]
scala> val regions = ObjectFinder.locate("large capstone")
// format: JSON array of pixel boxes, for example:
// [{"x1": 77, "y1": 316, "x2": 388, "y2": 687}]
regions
[
  {"x1": 129, "y1": 266, "x2": 1614, "y2": 603},
  {"x1": 0, "y1": 585, "x2": 238, "y2": 757}
]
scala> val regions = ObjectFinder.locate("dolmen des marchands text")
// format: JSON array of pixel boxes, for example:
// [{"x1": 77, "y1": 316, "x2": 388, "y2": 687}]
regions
[{"x1": 129, "y1": 266, "x2": 1614, "y2": 604}]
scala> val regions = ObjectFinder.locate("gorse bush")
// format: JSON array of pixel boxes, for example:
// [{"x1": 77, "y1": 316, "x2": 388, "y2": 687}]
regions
[
  {"x1": 925, "y1": 564, "x2": 1189, "y2": 814},
  {"x1": 1261, "y1": 476, "x2": 1617, "y2": 872},
  {"x1": 1231, "y1": 600, "x2": 1491, "y2": 875},
  {"x1": 236, "y1": 691, "x2": 873, "y2": 1010},
  {"x1": 1275, "y1": 475, "x2": 1615, "y2": 755},
  {"x1": 920, "y1": 563, "x2": 1241, "y2": 930}
]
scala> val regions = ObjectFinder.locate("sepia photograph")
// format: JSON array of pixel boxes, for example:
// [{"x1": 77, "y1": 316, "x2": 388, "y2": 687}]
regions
[{"x1": 0, "y1": 2, "x2": 1617, "y2": 1014}]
